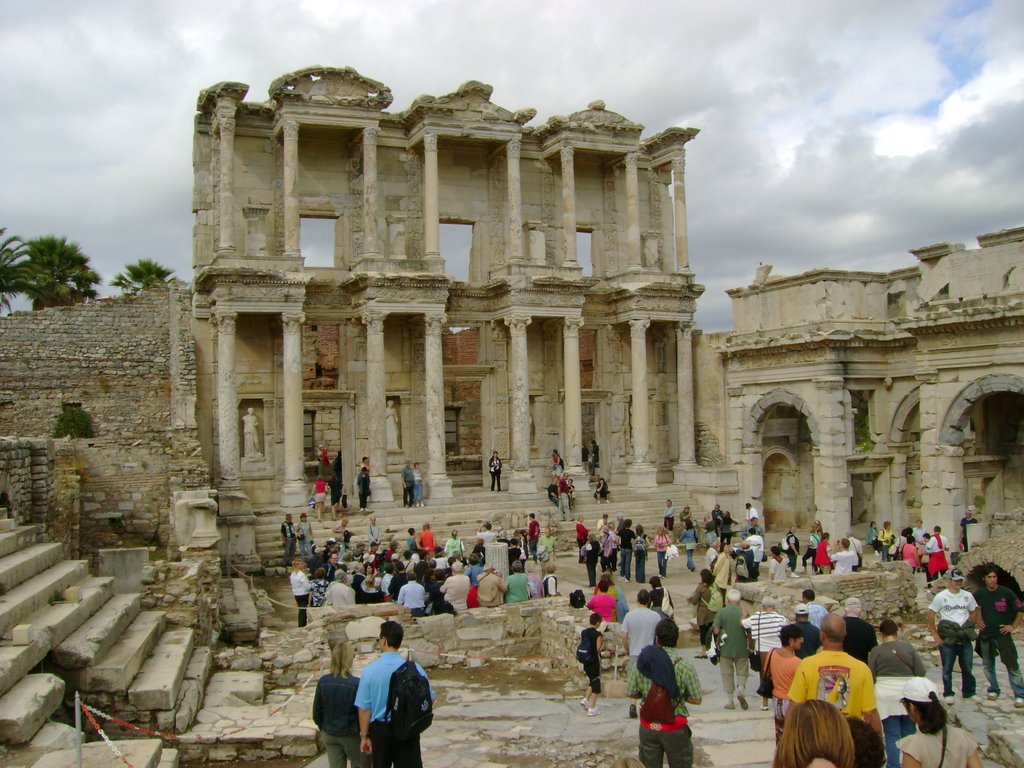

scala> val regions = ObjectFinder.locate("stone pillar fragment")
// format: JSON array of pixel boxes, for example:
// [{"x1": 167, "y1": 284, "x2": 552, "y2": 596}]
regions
[
  {"x1": 424, "y1": 313, "x2": 453, "y2": 498},
  {"x1": 506, "y1": 315, "x2": 537, "y2": 494},
  {"x1": 560, "y1": 147, "x2": 577, "y2": 266},
  {"x1": 215, "y1": 101, "x2": 237, "y2": 256},
  {"x1": 625, "y1": 152, "x2": 642, "y2": 269},
  {"x1": 423, "y1": 133, "x2": 440, "y2": 261},
  {"x1": 562, "y1": 317, "x2": 584, "y2": 475},
  {"x1": 362, "y1": 127, "x2": 380, "y2": 259},
  {"x1": 282, "y1": 120, "x2": 300, "y2": 259},
  {"x1": 362, "y1": 312, "x2": 394, "y2": 502},
  {"x1": 673, "y1": 324, "x2": 697, "y2": 483},
  {"x1": 812, "y1": 376, "x2": 851, "y2": 536},
  {"x1": 672, "y1": 154, "x2": 690, "y2": 271},
  {"x1": 627, "y1": 318, "x2": 658, "y2": 488},
  {"x1": 280, "y1": 312, "x2": 306, "y2": 507},
  {"x1": 507, "y1": 137, "x2": 524, "y2": 263},
  {"x1": 214, "y1": 311, "x2": 239, "y2": 489}
]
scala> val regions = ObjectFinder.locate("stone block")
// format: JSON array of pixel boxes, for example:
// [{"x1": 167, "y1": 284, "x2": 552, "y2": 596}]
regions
[
  {"x1": 344, "y1": 615, "x2": 387, "y2": 641},
  {"x1": 128, "y1": 628, "x2": 195, "y2": 710},
  {"x1": 12, "y1": 624, "x2": 32, "y2": 645},
  {"x1": 205, "y1": 671, "x2": 265, "y2": 706},
  {"x1": 29, "y1": 738, "x2": 164, "y2": 768},
  {"x1": 456, "y1": 624, "x2": 505, "y2": 642},
  {"x1": 97, "y1": 548, "x2": 150, "y2": 594},
  {"x1": 0, "y1": 673, "x2": 64, "y2": 744}
]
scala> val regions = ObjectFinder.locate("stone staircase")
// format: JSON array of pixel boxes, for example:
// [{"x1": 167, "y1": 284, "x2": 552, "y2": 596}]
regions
[
  {"x1": 0, "y1": 524, "x2": 209, "y2": 765},
  {"x1": 253, "y1": 482, "x2": 699, "y2": 566}
]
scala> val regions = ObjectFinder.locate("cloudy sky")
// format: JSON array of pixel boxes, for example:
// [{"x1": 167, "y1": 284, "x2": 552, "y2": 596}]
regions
[{"x1": 3, "y1": 0, "x2": 1022, "y2": 329}]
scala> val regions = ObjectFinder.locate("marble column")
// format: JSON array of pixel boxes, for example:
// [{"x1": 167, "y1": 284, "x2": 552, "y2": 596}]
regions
[
  {"x1": 625, "y1": 152, "x2": 642, "y2": 269},
  {"x1": 672, "y1": 324, "x2": 697, "y2": 484},
  {"x1": 627, "y1": 317, "x2": 658, "y2": 488},
  {"x1": 424, "y1": 312, "x2": 453, "y2": 498},
  {"x1": 562, "y1": 316, "x2": 585, "y2": 475},
  {"x1": 507, "y1": 137, "x2": 524, "y2": 262},
  {"x1": 280, "y1": 312, "x2": 307, "y2": 507},
  {"x1": 505, "y1": 315, "x2": 537, "y2": 493},
  {"x1": 282, "y1": 120, "x2": 301, "y2": 259},
  {"x1": 560, "y1": 147, "x2": 577, "y2": 266},
  {"x1": 423, "y1": 133, "x2": 440, "y2": 261},
  {"x1": 812, "y1": 376, "x2": 852, "y2": 536},
  {"x1": 214, "y1": 310, "x2": 240, "y2": 489},
  {"x1": 215, "y1": 101, "x2": 237, "y2": 256},
  {"x1": 362, "y1": 311, "x2": 395, "y2": 502},
  {"x1": 362, "y1": 126, "x2": 380, "y2": 259},
  {"x1": 671, "y1": 154, "x2": 690, "y2": 271}
]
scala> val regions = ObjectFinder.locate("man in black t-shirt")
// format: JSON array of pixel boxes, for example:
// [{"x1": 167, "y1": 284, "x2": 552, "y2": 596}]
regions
[
  {"x1": 842, "y1": 597, "x2": 878, "y2": 663},
  {"x1": 973, "y1": 566, "x2": 1024, "y2": 705},
  {"x1": 793, "y1": 604, "x2": 822, "y2": 659},
  {"x1": 618, "y1": 521, "x2": 636, "y2": 582}
]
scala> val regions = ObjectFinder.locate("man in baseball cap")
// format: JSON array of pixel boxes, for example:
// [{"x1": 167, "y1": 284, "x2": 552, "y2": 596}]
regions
[{"x1": 927, "y1": 568, "x2": 980, "y2": 701}]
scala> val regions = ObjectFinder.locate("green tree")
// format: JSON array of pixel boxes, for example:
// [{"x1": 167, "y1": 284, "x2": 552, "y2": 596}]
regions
[
  {"x1": 0, "y1": 228, "x2": 28, "y2": 313},
  {"x1": 110, "y1": 258, "x2": 175, "y2": 295},
  {"x1": 22, "y1": 236, "x2": 101, "y2": 310},
  {"x1": 52, "y1": 404, "x2": 94, "y2": 438}
]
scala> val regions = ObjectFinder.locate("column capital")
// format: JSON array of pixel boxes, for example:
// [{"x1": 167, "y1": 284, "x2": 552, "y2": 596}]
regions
[
  {"x1": 671, "y1": 153, "x2": 686, "y2": 175},
  {"x1": 676, "y1": 323, "x2": 693, "y2": 340},
  {"x1": 504, "y1": 314, "x2": 532, "y2": 336},
  {"x1": 282, "y1": 120, "x2": 299, "y2": 140},
  {"x1": 563, "y1": 316, "x2": 584, "y2": 337},
  {"x1": 424, "y1": 312, "x2": 447, "y2": 334},
  {"x1": 282, "y1": 312, "x2": 305, "y2": 333},
  {"x1": 212, "y1": 310, "x2": 237, "y2": 334},
  {"x1": 423, "y1": 133, "x2": 438, "y2": 152},
  {"x1": 560, "y1": 146, "x2": 574, "y2": 164},
  {"x1": 507, "y1": 136, "x2": 521, "y2": 159},
  {"x1": 361, "y1": 310, "x2": 388, "y2": 333},
  {"x1": 629, "y1": 317, "x2": 650, "y2": 339},
  {"x1": 217, "y1": 115, "x2": 236, "y2": 137},
  {"x1": 363, "y1": 126, "x2": 380, "y2": 144},
  {"x1": 625, "y1": 151, "x2": 639, "y2": 169}
]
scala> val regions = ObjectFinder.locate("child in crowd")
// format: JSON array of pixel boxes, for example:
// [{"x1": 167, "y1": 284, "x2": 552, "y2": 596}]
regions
[{"x1": 578, "y1": 612, "x2": 604, "y2": 717}]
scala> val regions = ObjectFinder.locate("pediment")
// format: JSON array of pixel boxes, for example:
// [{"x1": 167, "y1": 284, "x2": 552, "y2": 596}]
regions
[
  {"x1": 403, "y1": 80, "x2": 535, "y2": 126},
  {"x1": 269, "y1": 66, "x2": 393, "y2": 110},
  {"x1": 538, "y1": 100, "x2": 643, "y2": 139}
]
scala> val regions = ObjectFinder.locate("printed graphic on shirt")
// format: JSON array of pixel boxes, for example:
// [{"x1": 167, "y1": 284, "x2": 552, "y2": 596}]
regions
[{"x1": 814, "y1": 664, "x2": 852, "y2": 708}]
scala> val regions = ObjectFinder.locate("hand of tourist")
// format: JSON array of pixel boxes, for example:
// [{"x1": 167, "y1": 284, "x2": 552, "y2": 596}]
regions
[
  {"x1": 999, "y1": 624, "x2": 1013, "y2": 635},
  {"x1": 360, "y1": 735, "x2": 372, "y2": 753},
  {"x1": 932, "y1": 633, "x2": 942, "y2": 646}
]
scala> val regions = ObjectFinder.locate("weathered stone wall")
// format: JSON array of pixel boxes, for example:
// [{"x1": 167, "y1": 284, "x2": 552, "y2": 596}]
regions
[
  {"x1": 140, "y1": 556, "x2": 222, "y2": 647},
  {"x1": 0, "y1": 285, "x2": 210, "y2": 559},
  {"x1": 693, "y1": 332, "x2": 727, "y2": 466},
  {"x1": 0, "y1": 438, "x2": 52, "y2": 525}
]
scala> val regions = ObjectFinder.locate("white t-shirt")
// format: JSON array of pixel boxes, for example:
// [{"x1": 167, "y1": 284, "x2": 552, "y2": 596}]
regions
[
  {"x1": 768, "y1": 557, "x2": 788, "y2": 582},
  {"x1": 928, "y1": 588, "x2": 977, "y2": 625},
  {"x1": 621, "y1": 606, "x2": 662, "y2": 657},
  {"x1": 746, "y1": 506, "x2": 759, "y2": 521},
  {"x1": 924, "y1": 535, "x2": 946, "y2": 555},
  {"x1": 831, "y1": 550, "x2": 858, "y2": 575},
  {"x1": 706, "y1": 548, "x2": 718, "y2": 569}
]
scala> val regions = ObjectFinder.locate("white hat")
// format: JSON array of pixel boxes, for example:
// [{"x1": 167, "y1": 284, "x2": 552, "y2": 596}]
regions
[
  {"x1": 902, "y1": 678, "x2": 939, "y2": 704},
  {"x1": 794, "y1": 603, "x2": 810, "y2": 615}
]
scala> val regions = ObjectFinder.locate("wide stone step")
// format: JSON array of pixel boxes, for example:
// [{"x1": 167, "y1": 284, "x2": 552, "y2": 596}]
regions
[
  {"x1": 50, "y1": 593, "x2": 141, "y2": 669},
  {"x1": 157, "y1": 747, "x2": 179, "y2": 768},
  {"x1": 0, "y1": 560, "x2": 89, "y2": 638},
  {"x1": 0, "y1": 576, "x2": 113, "y2": 698},
  {"x1": 128, "y1": 628, "x2": 195, "y2": 710},
  {"x1": 0, "y1": 543, "x2": 65, "y2": 593},
  {"x1": 66, "y1": 610, "x2": 164, "y2": 693},
  {"x1": 158, "y1": 645, "x2": 211, "y2": 733},
  {"x1": 30, "y1": 738, "x2": 164, "y2": 768},
  {"x1": 219, "y1": 578, "x2": 258, "y2": 643},
  {"x1": 0, "y1": 673, "x2": 64, "y2": 744},
  {"x1": 0, "y1": 525, "x2": 39, "y2": 559}
]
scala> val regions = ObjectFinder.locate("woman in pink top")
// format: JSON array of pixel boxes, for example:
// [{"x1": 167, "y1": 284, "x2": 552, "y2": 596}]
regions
[
  {"x1": 586, "y1": 578, "x2": 617, "y2": 623},
  {"x1": 901, "y1": 528, "x2": 920, "y2": 572},
  {"x1": 654, "y1": 527, "x2": 672, "y2": 578}
]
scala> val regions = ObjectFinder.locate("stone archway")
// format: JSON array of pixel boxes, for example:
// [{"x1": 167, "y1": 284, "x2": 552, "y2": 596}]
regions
[
  {"x1": 743, "y1": 389, "x2": 820, "y2": 449},
  {"x1": 890, "y1": 388, "x2": 921, "y2": 444},
  {"x1": 762, "y1": 448, "x2": 807, "y2": 529},
  {"x1": 939, "y1": 374, "x2": 1024, "y2": 446}
]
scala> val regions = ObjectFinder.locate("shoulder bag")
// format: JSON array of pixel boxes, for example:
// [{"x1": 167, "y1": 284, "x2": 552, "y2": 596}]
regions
[{"x1": 756, "y1": 649, "x2": 775, "y2": 698}]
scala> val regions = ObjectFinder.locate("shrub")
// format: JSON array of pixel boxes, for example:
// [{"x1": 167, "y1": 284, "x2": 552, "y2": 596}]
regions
[{"x1": 53, "y1": 404, "x2": 94, "y2": 438}]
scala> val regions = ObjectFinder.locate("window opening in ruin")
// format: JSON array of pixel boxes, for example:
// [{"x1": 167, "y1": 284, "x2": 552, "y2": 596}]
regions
[
  {"x1": 300, "y1": 217, "x2": 336, "y2": 268},
  {"x1": 444, "y1": 407, "x2": 459, "y2": 453},
  {"x1": 303, "y1": 410, "x2": 316, "y2": 457},
  {"x1": 440, "y1": 222, "x2": 472, "y2": 282},
  {"x1": 851, "y1": 391, "x2": 874, "y2": 453},
  {"x1": 576, "y1": 230, "x2": 593, "y2": 276}
]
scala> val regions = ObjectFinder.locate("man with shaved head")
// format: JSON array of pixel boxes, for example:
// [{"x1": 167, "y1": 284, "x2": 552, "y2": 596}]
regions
[{"x1": 788, "y1": 613, "x2": 881, "y2": 733}]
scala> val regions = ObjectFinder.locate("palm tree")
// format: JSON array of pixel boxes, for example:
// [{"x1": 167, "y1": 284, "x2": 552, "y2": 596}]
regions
[
  {"x1": 0, "y1": 228, "x2": 28, "y2": 313},
  {"x1": 110, "y1": 258, "x2": 175, "y2": 295},
  {"x1": 22, "y1": 236, "x2": 101, "y2": 310}
]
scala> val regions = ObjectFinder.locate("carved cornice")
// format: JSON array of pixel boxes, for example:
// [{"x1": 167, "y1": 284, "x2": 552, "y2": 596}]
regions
[
  {"x1": 269, "y1": 66, "x2": 393, "y2": 110},
  {"x1": 197, "y1": 81, "x2": 250, "y2": 115}
]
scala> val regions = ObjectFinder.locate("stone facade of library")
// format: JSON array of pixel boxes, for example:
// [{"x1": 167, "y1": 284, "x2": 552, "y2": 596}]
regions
[{"x1": 1, "y1": 66, "x2": 1023, "y2": 566}]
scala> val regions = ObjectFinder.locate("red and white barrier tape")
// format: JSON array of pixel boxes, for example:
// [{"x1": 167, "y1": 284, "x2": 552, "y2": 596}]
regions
[{"x1": 80, "y1": 701, "x2": 136, "y2": 767}]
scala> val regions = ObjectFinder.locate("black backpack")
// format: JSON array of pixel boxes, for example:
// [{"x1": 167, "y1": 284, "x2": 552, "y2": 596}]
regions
[
  {"x1": 386, "y1": 656, "x2": 433, "y2": 741},
  {"x1": 569, "y1": 589, "x2": 586, "y2": 609},
  {"x1": 575, "y1": 632, "x2": 596, "y2": 664}
]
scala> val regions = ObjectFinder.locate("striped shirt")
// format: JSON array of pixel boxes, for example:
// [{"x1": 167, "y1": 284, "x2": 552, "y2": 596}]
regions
[{"x1": 742, "y1": 611, "x2": 788, "y2": 651}]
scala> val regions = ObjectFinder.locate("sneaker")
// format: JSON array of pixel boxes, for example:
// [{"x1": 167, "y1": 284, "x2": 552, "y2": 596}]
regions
[
  {"x1": 738, "y1": 695, "x2": 748, "y2": 710},
  {"x1": 943, "y1": 694, "x2": 956, "y2": 703},
  {"x1": 724, "y1": 701, "x2": 736, "y2": 710},
  {"x1": 987, "y1": 692, "x2": 999, "y2": 700},
  {"x1": 761, "y1": 704, "x2": 770, "y2": 711},
  {"x1": 579, "y1": 698, "x2": 589, "y2": 710},
  {"x1": 1015, "y1": 698, "x2": 1024, "y2": 708},
  {"x1": 628, "y1": 704, "x2": 638, "y2": 719},
  {"x1": 587, "y1": 707, "x2": 599, "y2": 717}
]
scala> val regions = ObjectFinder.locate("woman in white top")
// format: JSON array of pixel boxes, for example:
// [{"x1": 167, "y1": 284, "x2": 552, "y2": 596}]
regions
[
  {"x1": 899, "y1": 678, "x2": 981, "y2": 768},
  {"x1": 290, "y1": 559, "x2": 311, "y2": 628}
]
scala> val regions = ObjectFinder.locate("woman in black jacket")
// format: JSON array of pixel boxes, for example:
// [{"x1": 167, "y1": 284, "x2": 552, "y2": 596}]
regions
[{"x1": 312, "y1": 643, "x2": 361, "y2": 768}]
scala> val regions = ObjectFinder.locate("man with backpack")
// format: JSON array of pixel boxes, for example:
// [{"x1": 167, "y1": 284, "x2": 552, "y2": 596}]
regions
[
  {"x1": 626, "y1": 618, "x2": 703, "y2": 768},
  {"x1": 355, "y1": 620, "x2": 435, "y2": 768}
]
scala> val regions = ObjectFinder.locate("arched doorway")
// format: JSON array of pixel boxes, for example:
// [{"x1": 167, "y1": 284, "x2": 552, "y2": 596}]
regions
[{"x1": 763, "y1": 450, "x2": 804, "y2": 529}]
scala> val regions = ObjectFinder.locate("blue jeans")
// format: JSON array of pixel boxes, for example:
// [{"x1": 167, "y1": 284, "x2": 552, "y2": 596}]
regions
[
  {"x1": 619, "y1": 549, "x2": 633, "y2": 580},
  {"x1": 685, "y1": 547, "x2": 696, "y2": 571},
  {"x1": 939, "y1": 642, "x2": 976, "y2": 697},
  {"x1": 882, "y1": 715, "x2": 916, "y2": 768},
  {"x1": 635, "y1": 553, "x2": 646, "y2": 583},
  {"x1": 980, "y1": 634, "x2": 1024, "y2": 699},
  {"x1": 657, "y1": 550, "x2": 667, "y2": 577}
]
